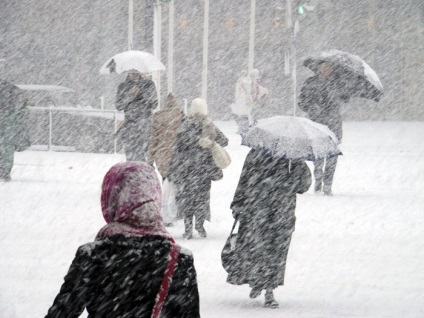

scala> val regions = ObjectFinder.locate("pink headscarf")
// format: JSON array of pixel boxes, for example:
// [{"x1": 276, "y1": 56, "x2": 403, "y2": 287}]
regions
[{"x1": 96, "y1": 162, "x2": 171, "y2": 239}]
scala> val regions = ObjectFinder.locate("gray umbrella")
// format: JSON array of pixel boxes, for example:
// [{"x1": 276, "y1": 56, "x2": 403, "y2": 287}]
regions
[
  {"x1": 304, "y1": 49, "x2": 383, "y2": 102},
  {"x1": 241, "y1": 116, "x2": 342, "y2": 161}
]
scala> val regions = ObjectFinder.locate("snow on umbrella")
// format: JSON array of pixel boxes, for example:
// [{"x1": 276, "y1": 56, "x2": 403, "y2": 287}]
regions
[
  {"x1": 100, "y1": 50, "x2": 166, "y2": 74},
  {"x1": 303, "y1": 49, "x2": 383, "y2": 102},
  {"x1": 241, "y1": 116, "x2": 342, "y2": 161}
]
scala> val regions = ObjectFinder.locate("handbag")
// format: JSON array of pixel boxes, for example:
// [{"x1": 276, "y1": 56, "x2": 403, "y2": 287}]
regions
[
  {"x1": 221, "y1": 219, "x2": 239, "y2": 273},
  {"x1": 161, "y1": 179, "x2": 177, "y2": 223},
  {"x1": 151, "y1": 239, "x2": 179, "y2": 318},
  {"x1": 211, "y1": 142, "x2": 231, "y2": 169}
]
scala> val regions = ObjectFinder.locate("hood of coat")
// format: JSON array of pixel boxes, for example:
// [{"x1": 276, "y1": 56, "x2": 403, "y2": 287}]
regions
[
  {"x1": 191, "y1": 98, "x2": 208, "y2": 116},
  {"x1": 97, "y1": 162, "x2": 170, "y2": 239},
  {"x1": 162, "y1": 92, "x2": 179, "y2": 110}
]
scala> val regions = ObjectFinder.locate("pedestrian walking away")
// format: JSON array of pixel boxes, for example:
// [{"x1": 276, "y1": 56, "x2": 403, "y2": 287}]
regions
[
  {"x1": 147, "y1": 92, "x2": 185, "y2": 225},
  {"x1": 168, "y1": 98, "x2": 229, "y2": 239},
  {"x1": 226, "y1": 149, "x2": 311, "y2": 308},
  {"x1": 0, "y1": 79, "x2": 30, "y2": 181},
  {"x1": 44, "y1": 162, "x2": 200, "y2": 318},
  {"x1": 115, "y1": 71, "x2": 158, "y2": 162}
]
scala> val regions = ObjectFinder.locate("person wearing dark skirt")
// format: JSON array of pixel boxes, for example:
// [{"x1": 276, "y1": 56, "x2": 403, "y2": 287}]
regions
[{"x1": 45, "y1": 162, "x2": 200, "y2": 318}]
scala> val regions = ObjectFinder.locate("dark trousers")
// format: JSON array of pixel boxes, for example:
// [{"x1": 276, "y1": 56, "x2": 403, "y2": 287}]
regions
[{"x1": 313, "y1": 156, "x2": 338, "y2": 189}]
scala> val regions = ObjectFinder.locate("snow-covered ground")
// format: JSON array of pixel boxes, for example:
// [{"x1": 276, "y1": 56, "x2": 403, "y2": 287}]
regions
[{"x1": 1, "y1": 121, "x2": 424, "y2": 318}]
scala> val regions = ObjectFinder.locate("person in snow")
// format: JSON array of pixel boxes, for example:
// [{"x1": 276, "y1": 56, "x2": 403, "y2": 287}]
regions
[
  {"x1": 147, "y1": 92, "x2": 185, "y2": 226},
  {"x1": 168, "y1": 98, "x2": 228, "y2": 239},
  {"x1": 298, "y1": 61, "x2": 350, "y2": 196},
  {"x1": 230, "y1": 70, "x2": 253, "y2": 134},
  {"x1": 147, "y1": 92, "x2": 185, "y2": 179},
  {"x1": 227, "y1": 149, "x2": 311, "y2": 308},
  {"x1": 44, "y1": 162, "x2": 200, "y2": 318},
  {"x1": 230, "y1": 69, "x2": 268, "y2": 134},
  {"x1": 0, "y1": 79, "x2": 29, "y2": 181},
  {"x1": 116, "y1": 70, "x2": 158, "y2": 161}
]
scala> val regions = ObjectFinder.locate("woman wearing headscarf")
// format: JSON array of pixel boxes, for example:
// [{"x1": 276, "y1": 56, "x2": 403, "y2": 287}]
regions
[
  {"x1": 226, "y1": 149, "x2": 311, "y2": 308},
  {"x1": 168, "y1": 98, "x2": 228, "y2": 239},
  {"x1": 44, "y1": 162, "x2": 200, "y2": 318}
]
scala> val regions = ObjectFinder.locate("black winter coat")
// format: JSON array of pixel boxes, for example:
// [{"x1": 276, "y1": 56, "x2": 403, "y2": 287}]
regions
[
  {"x1": 116, "y1": 77, "x2": 158, "y2": 121},
  {"x1": 227, "y1": 150, "x2": 312, "y2": 289},
  {"x1": 45, "y1": 235, "x2": 200, "y2": 318},
  {"x1": 298, "y1": 75, "x2": 350, "y2": 142}
]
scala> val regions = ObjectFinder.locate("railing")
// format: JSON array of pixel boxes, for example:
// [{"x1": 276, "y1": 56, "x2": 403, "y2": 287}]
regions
[{"x1": 28, "y1": 106, "x2": 124, "y2": 153}]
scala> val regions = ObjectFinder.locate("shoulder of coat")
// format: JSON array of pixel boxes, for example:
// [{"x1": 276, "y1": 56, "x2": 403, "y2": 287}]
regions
[
  {"x1": 77, "y1": 241, "x2": 103, "y2": 256},
  {"x1": 176, "y1": 245, "x2": 193, "y2": 257}
]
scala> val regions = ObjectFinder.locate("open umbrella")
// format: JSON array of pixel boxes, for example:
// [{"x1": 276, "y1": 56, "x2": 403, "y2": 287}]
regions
[
  {"x1": 100, "y1": 50, "x2": 166, "y2": 74},
  {"x1": 241, "y1": 116, "x2": 342, "y2": 161},
  {"x1": 303, "y1": 49, "x2": 383, "y2": 102}
]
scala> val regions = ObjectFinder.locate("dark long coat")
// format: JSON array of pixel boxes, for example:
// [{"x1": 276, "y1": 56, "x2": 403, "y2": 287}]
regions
[
  {"x1": 298, "y1": 75, "x2": 350, "y2": 142},
  {"x1": 45, "y1": 235, "x2": 200, "y2": 318},
  {"x1": 0, "y1": 80, "x2": 28, "y2": 178},
  {"x1": 116, "y1": 76, "x2": 158, "y2": 161},
  {"x1": 168, "y1": 114, "x2": 228, "y2": 221},
  {"x1": 227, "y1": 149, "x2": 312, "y2": 290}
]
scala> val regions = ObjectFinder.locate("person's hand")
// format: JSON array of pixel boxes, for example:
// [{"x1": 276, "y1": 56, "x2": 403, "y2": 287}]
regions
[
  {"x1": 232, "y1": 207, "x2": 242, "y2": 219},
  {"x1": 198, "y1": 137, "x2": 213, "y2": 148}
]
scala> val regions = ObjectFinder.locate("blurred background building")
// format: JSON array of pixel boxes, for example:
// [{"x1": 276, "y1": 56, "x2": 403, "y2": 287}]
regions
[{"x1": 1, "y1": 0, "x2": 423, "y2": 120}]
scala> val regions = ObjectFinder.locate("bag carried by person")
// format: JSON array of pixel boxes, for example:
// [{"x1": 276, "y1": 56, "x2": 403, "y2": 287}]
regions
[
  {"x1": 211, "y1": 142, "x2": 231, "y2": 169},
  {"x1": 161, "y1": 178, "x2": 177, "y2": 223},
  {"x1": 151, "y1": 239, "x2": 179, "y2": 318},
  {"x1": 221, "y1": 218, "x2": 239, "y2": 273}
]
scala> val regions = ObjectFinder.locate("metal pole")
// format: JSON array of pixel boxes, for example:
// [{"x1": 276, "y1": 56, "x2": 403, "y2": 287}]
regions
[
  {"x1": 48, "y1": 108, "x2": 52, "y2": 151},
  {"x1": 248, "y1": 0, "x2": 256, "y2": 74},
  {"x1": 167, "y1": 0, "x2": 174, "y2": 93},
  {"x1": 293, "y1": 20, "x2": 299, "y2": 117},
  {"x1": 154, "y1": 0, "x2": 162, "y2": 107},
  {"x1": 128, "y1": 0, "x2": 134, "y2": 50},
  {"x1": 201, "y1": 0, "x2": 210, "y2": 100}
]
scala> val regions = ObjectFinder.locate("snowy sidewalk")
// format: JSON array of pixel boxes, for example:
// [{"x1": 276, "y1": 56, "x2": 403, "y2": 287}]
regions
[{"x1": 1, "y1": 121, "x2": 424, "y2": 317}]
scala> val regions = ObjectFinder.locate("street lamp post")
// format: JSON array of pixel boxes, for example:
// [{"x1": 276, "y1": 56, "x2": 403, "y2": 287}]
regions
[
  {"x1": 128, "y1": 0, "x2": 134, "y2": 50},
  {"x1": 248, "y1": 0, "x2": 256, "y2": 74},
  {"x1": 201, "y1": 0, "x2": 210, "y2": 101}
]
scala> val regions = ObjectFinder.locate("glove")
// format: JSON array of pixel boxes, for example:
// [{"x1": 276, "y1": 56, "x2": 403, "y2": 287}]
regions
[
  {"x1": 232, "y1": 207, "x2": 242, "y2": 219},
  {"x1": 198, "y1": 137, "x2": 214, "y2": 148}
]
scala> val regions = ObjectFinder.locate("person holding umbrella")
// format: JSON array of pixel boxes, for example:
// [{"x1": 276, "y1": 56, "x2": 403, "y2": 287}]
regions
[
  {"x1": 115, "y1": 70, "x2": 158, "y2": 161},
  {"x1": 298, "y1": 61, "x2": 348, "y2": 196},
  {"x1": 299, "y1": 49, "x2": 383, "y2": 196},
  {"x1": 226, "y1": 149, "x2": 312, "y2": 308}
]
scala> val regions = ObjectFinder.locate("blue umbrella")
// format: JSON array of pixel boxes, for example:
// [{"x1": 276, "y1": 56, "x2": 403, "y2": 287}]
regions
[{"x1": 242, "y1": 116, "x2": 342, "y2": 161}]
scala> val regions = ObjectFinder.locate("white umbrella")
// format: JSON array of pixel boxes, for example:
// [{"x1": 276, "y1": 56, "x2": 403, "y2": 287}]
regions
[
  {"x1": 242, "y1": 116, "x2": 342, "y2": 161},
  {"x1": 100, "y1": 50, "x2": 166, "y2": 74}
]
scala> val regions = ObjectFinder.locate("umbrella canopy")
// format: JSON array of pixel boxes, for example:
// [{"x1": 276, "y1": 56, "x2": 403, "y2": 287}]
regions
[
  {"x1": 303, "y1": 49, "x2": 383, "y2": 102},
  {"x1": 100, "y1": 50, "x2": 166, "y2": 74},
  {"x1": 241, "y1": 116, "x2": 342, "y2": 161}
]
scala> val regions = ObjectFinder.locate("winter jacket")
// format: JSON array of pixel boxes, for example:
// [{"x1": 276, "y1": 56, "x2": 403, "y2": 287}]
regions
[
  {"x1": 116, "y1": 77, "x2": 157, "y2": 121},
  {"x1": 115, "y1": 76, "x2": 158, "y2": 160},
  {"x1": 45, "y1": 235, "x2": 200, "y2": 318},
  {"x1": 298, "y1": 75, "x2": 350, "y2": 142},
  {"x1": 168, "y1": 114, "x2": 228, "y2": 184},
  {"x1": 147, "y1": 98, "x2": 184, "y2": 178},
  {"x1": 168, "y1": 114, "x2": 228, "y2": 221},
  {"x1": 0, "y1": 80, "x2": 29, "y2": 176},
  {"x1": 227, "y1": 149, "x2": 312, "y2": 289}
]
